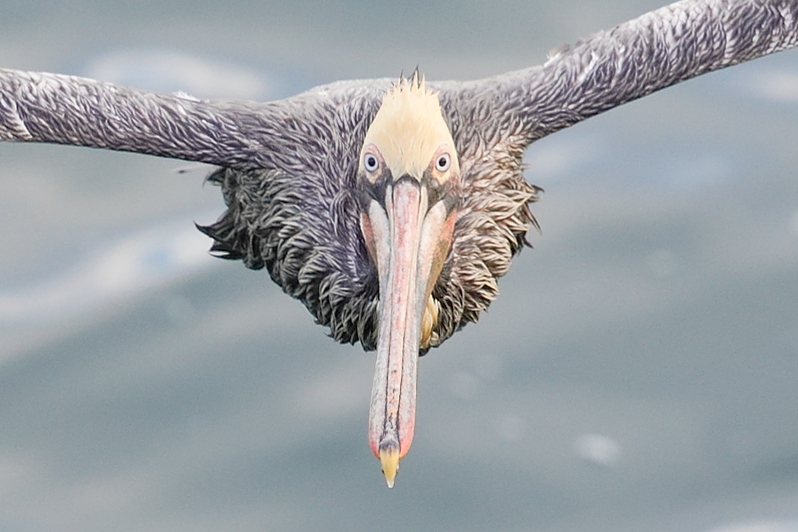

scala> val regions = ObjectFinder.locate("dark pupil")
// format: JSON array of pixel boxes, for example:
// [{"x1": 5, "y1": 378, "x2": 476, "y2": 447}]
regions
[
  {"x1": 367, "y1": 156, "x2": 377, "y2": 169},
  {"x1": 438, "y1": 157, "x2": 447, "y2": 168}
]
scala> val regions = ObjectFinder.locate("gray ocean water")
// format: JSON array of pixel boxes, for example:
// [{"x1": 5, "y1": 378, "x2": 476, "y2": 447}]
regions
[{"x1": 1, "y1": 1, "x2": 797, "y2": 531}]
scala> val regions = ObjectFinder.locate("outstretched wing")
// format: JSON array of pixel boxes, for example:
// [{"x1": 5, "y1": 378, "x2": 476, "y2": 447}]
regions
[
  {"x1": 0, "y1": 69, "x2": 392, "y2": 170},
  {"x1": 441, "y1": 0, "x2": 798, "y2": 150},
  {"x1": 0, "y1": 69, "x2": 265, "y2": 167},
  {"x1": 0, "y1": 69, "x2": 396, "y2": 347}
]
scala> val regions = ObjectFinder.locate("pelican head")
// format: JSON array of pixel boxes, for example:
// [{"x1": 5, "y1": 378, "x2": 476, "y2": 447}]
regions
[{"x1": 356, "y1": 75, "x2": 461, "y2": 488}]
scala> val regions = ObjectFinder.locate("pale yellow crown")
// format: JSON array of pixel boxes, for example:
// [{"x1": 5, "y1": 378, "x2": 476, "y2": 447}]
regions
[{"x1": 363, "y1": 76, "x2": 458, "y2": 179}]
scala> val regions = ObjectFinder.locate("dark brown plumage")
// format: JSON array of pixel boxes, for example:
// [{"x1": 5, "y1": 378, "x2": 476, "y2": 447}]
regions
[{"x1": 196, "y1": 131, "x2": 540, "y2": 353}]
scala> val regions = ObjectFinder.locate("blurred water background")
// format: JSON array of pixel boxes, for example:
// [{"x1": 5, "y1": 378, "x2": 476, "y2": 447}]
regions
[{"x1": 0, "y1": 1, "x2": 797, "y2": 531}]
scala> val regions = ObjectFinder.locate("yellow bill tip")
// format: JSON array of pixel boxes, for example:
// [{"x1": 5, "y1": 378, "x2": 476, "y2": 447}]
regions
[{"x1": 379, "y1": 447, "x2": 400, "y2": 489}]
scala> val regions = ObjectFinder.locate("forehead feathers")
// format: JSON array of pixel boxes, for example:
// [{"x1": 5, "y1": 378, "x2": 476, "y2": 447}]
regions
[{"x1": 363, "y1": 77, "x2": 457, "y2": 178}]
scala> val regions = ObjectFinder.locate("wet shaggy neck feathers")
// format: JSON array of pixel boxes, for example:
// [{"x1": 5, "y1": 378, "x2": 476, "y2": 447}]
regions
[{"x1": 199, "y1": 78, "x2": 540, "y2": 352}]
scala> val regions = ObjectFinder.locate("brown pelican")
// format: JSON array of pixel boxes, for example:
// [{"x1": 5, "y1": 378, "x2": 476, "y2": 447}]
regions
[{"x1": 1, "y1": 0, "x2": 796, "y2": 488}]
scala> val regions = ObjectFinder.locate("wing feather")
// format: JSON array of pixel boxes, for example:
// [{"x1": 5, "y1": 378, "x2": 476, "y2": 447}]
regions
[{"x1": 443, "y1": 0, "x2": 798, "y2": 149}]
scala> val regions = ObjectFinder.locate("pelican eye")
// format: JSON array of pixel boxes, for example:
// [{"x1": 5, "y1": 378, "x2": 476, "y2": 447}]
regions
[
  {"x1": 435, "y1": 153, "x2": 451, "y2": 172},
  {"x1": 364, "y1": 153, "x2": 379, "y2": 172}
]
